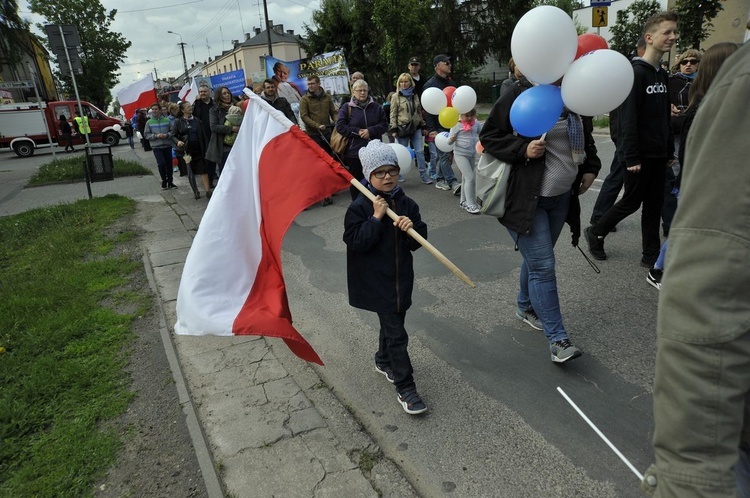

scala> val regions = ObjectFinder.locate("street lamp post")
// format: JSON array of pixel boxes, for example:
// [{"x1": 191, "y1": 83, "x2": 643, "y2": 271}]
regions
[{"x1": 167, "y1": 30, "x2": 190, "y2": 84}]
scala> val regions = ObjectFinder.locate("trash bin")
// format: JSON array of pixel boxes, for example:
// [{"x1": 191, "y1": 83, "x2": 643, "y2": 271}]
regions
[
  {"x1": 85, "y1": 144, "x2": 114, "y2": 182},
  {"x1": 492, "y1": 84, "x2": 502, "y2": 104}
]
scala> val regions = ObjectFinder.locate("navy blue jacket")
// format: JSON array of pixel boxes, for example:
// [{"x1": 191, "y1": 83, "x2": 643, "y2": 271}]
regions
[
  {"x1": 344, "y1": 185, "x2": 427, "y2": 313},
  {"x1": 336, "y1": 97, "x2": 389, "y2": 159}
]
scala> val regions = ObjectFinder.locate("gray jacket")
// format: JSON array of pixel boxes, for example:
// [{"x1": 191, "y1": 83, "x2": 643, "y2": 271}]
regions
[{"x1": 205, "y1": 105, "x2": 233, "y2": 164}]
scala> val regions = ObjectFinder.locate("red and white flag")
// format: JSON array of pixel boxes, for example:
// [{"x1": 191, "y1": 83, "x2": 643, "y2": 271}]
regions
[
  {"x1": 174, "y1": 90, "x2": 352, "y2": 365},
  {"x1": 178, "y1": 78, "x2": 199, "y2": 104},
  {"x1": 118, "y1": 73, "x2": 157, "y2": 119}
]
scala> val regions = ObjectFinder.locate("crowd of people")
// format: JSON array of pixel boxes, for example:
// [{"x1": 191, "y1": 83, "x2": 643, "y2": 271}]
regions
[{"x1": 126, "y1": 19, "x2": 750, "y2": 494}]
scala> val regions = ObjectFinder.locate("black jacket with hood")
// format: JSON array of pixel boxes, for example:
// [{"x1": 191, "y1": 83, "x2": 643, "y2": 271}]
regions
[
  {"x1": 616, "y1": 59, "x2": 674, "y2": 167},
  {"x1": 479, "y1": 78, "x2": 601, "y2": 244}
]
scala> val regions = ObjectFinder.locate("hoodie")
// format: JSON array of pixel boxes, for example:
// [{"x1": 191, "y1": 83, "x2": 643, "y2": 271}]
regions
[{"x1": 616, "y1": 58, "x2": 674, "y2": 167}]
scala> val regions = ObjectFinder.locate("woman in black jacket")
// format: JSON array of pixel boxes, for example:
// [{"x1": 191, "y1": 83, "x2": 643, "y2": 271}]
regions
[
  {"x1": 479, "y1": 78, "x2": 601, "y2": 363},
  {"x1": 172, "y1": 101, "x2": 211, "y2": 199}
]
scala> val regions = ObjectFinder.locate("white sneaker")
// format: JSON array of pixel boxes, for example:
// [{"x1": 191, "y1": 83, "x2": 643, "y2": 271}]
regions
[{"x1": 465, "y1": 204, "x2": 481, "y2": 214}]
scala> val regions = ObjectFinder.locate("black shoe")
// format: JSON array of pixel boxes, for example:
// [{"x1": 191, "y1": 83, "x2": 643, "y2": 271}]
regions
[
  {"x1": 647, "y1": 268, "x2": 663, "y2": 290},
  {"x1": 375, "y1": 364, "x2": 394, "y2": 383},
  {"x1": 194, "y1": 191, "x2": 201, "y2": 199},
  {"x1": 320, "y1": 196, "x2": 333, "y2": 206},
  {"x1": 397, "y1": 389, "x2": 427, "y2": 415},
  {"x1": 161, "y1": 180, "x2": 167, "y2": 190},
  {"x1": 585, "y1": 226, "x2": 607, "y2": 260},
  {"x1": 168, "y1": 183, "x2": 178, "y2": 189}
]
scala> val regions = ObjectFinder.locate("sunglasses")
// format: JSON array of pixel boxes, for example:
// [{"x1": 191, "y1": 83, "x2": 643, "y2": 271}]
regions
[
  {"x1": 372, "y1": 168, "x2": 400, "y2": 179},
  {"x1": 680, "y1": 59, "x2": 700, "y2": 65}
]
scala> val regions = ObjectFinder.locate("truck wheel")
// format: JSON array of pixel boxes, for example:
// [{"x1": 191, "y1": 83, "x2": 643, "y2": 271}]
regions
[
  {"x1": 103, "y1": 132, "x2": 120, "y2": 146},
  {"x1": 13, "y1": 142, "x2": 34, "y2": 158}
]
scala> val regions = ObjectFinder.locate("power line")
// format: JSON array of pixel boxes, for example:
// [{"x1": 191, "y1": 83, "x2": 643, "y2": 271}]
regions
[{"x1": 117, "y1": 0, "x2": 204, "y2": 14}]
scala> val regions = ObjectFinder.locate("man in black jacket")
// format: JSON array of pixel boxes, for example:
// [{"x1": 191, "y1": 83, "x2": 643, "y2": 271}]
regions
[
  {"x1": 423, "y1": 54, "x2": 459, "y2": 194},
  {"x1": 261, "y1": 79, "x2": 298, "y2": 124},
  {"x1": 193, "y1": 84, "x2": 216, "y2": 185},
  {"x1": 586, "y1": 12, "x2": 677, "y2": 267}
]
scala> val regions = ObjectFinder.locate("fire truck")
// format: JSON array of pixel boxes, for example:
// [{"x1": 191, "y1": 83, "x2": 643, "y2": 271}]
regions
[{"x1": 0, "y1": 100, "x2": 126, "y2": 157}]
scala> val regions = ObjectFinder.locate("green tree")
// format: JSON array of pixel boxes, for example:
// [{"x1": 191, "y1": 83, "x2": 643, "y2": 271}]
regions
[
  {"x1": 609, "y1": 0, "x2": 660, "y2": 56},
  {"x1": 0, "y1": 0, "x2": 31, "y2": 66},
  {"x1": 28, "y1": 0, "x2": 131, "y2": 109},
  {"x1": 674, "y1": 0, "x2": 723, "y2": 50}
]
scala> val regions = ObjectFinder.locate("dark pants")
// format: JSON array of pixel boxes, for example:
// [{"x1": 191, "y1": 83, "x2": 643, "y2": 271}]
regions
[
  {"x1": 375, "y1": 312, "x2": 415, "y2": 393},
  {"x1": 590, "y1": 154, "x2": 623, "y2": 224},
  {"x1": 345, "y1": 156, "x2": 363, "y2": 200},
  {"x1": 62, "y1": 133, "x2": 74, "y2": 151},
  {"x1": 593, "y1": 159, "x2": 667, "y2": 262},
  {"x1": 153, "y1": 147, "x2": 173, "y2": 185},
  {"x1": 310, "y1": 132, "x2": 334, "y2": 158}
]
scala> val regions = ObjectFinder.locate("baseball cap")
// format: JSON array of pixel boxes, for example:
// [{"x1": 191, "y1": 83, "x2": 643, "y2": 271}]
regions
[
  {"x1": 409, "y1": 57, "x2": 420, "y2": 65},
  {"x1": 433, "y1": 54, "x2": 451, "y2": 66}
]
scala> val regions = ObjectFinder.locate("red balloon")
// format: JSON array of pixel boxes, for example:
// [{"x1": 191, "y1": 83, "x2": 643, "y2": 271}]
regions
[
  {"x1": 443, "y1": 86, "x2": 457, "y2": 107},
  {"x1": 575, "y1": 33, "x2": 608, "y2": 60}
]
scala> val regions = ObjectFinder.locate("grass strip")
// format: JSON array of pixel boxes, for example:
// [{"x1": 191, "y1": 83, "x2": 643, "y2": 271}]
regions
[
  {"x1": 29, "y1": 156, "x2": 152, "y2": 185},
  {"x1": 0, "y1": 194, "x2": 146, "y2": 496}
]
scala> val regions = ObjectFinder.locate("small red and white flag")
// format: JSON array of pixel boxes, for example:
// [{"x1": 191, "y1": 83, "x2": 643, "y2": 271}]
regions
[
  {"x1": 174, "y1": 90, "x2": 352, "y2": 364},
  {"x1": 178, "y1": 79, "x2": 199, "y2": 104},
  {"x1": 118, "y1": 73, "x2": 157, "y2": 119}
]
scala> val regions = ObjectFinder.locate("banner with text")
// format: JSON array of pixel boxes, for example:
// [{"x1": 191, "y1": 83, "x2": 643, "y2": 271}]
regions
[
  {"x1": 209, "y1": 69, "x2": 246, "y2": 97},
  {"x1": 265, "y1": 49, "x2": 351, "y2": 97}
]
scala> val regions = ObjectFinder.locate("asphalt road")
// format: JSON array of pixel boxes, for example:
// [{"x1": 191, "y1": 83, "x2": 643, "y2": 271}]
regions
[
  {"x1": 2, "y1": 136, "x2": 659, "y2": 496},
  {"x1": 282, "y1": 134, "x2": 659, "y2": 497}
]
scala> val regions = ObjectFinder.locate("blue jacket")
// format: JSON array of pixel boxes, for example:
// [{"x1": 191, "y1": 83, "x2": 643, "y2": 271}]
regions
[
  {"x1": 344, "y1": 184, "x2": 427, "y2": 314},
  {"x1": 335, "y1": 97, "x2": 388, "y2": 159}
]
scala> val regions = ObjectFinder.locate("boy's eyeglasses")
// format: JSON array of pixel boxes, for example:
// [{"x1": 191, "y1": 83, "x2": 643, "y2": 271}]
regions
[
  {"x1": 372, "y1": 168, "x2": 400, "y2": 179},
  {"x1": 680, "y1": 59, "x2": 700, "y2": 65}
]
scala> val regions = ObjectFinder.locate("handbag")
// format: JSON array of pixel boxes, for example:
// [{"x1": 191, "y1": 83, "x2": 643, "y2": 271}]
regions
[
  {"x1": 330, "y1": 128, "x2": 349, "y2": 156},
  {"x1": 397, "y1": 121, "x2": 415, "y2": 138},
  {"x1": 476, "y1": 152, "x2": 512, "y2": 218},
  {"x1": 330, "y1": 105, "x2": 352, "y2": 156}
]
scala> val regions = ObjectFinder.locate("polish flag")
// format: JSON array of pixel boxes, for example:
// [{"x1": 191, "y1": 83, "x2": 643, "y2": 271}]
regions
[
  {"x1": 178, "y1": 79, "x2": 199, "y2": 104},
  {"x1": 174, "y1": 90, "x2": 353, "y2": 365},
  {"x1": 118, "y1": 74, "x2": 157, "y2": 119}
]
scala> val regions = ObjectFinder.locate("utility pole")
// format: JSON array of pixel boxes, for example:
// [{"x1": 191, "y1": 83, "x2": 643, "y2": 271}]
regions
[
  {"x1": 263, "y1": 0, "x2": 273, "y2": 57},
  {"x1": 146, "y1": 59, "x2": 160, "y2": 89},
  {"x1": 168, "y1": 30, "x2": 189, "y2": 84}
]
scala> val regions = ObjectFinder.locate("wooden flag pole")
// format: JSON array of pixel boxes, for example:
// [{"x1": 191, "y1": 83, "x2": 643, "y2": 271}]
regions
[{"x1": 350, "y1": 179, "x2": 476, "y2": 288}]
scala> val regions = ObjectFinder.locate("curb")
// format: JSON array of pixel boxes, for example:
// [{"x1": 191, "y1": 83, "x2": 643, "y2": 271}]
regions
[{"x1": 141, "y1": 247, "x2": 225, "y2": 498}]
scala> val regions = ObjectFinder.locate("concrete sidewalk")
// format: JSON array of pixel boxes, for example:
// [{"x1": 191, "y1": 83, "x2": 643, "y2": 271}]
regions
[{"x1": 1, "y1": 146, "x2": 416, "y2": 498}]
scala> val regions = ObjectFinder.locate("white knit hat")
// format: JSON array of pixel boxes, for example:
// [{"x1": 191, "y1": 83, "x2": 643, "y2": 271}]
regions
[{"x1": 358, "y1": 140, "x2": 398, "y2": 180}]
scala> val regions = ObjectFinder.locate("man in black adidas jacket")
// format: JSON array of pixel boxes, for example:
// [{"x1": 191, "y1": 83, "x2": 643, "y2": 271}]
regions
[{"x1": 586, "y1": 11, "x2": 677, "y2": 267}]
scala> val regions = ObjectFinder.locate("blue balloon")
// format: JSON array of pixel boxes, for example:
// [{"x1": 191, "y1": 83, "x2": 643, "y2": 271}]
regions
[
  {"x1": 509, "y1": 85, "x2": 564, "y2": 138},
  {"x1": 407, "y1": 147, "x2": 415, "y2": 159}
]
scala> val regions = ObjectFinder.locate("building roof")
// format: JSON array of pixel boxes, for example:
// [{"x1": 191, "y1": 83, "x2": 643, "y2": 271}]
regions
[{"x1": 241, "y1": 27, "x2": 303, "y2": 48}]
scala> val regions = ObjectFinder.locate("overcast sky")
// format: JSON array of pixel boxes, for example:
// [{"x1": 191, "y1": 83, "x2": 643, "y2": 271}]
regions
[{"x1": 19, "y1": 0, "x2": 319, "y2": 97}]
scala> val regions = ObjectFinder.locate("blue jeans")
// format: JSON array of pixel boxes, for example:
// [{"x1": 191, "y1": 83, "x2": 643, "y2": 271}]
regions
[
  {"x1": 428, "y1": 141, "x2": 456, "y2": 184},
  {"x1": 507, "y1": 193, "x2": 571, "y2": 343},
  {"x1": 396, "y1": 131, "x2": 427, "y2": 177},
  {"x1": 375, "y1": 312, "x2": 415, "y2": 393}
]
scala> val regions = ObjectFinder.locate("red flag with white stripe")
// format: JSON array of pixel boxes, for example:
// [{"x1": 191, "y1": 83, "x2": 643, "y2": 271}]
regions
[{"x1": 174, "y1": 90, "x2": 352, "y2": 364}]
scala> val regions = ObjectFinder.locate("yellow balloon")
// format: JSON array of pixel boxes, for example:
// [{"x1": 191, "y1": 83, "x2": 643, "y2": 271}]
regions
[{"x1": 439, "y1": 107, "x2": 459, "y2": 129}]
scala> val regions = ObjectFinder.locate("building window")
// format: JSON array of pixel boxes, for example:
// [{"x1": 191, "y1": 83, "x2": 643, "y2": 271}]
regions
[
  {"x1": 230, "y1": 63, "x2": 233, "y2": 71},
  {"x1": 238, "y1": 60, "x2": 242, "y2": 69},
  {"x1": 223, "y1": 65, "x2": 226, "y2": 73}
]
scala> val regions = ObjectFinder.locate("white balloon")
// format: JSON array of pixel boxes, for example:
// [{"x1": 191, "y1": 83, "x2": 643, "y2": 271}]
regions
[
  {"x1": 421, "y1": 87, "x2": 448, "y2": 115},
  {"x1": 452, "y1": 86, "x2": 477, "y2": 114},
  {"x1": 561, "y1": 49, "x2": 634, "y2": 116},
  {"x1": 113, "y1": 124, "x2": 122, "y2": 131},
  {"x1": 434, "y1": 131, "x2": 454, "y2": 153},
  {"x1": 388, "y1": 142, "x2": 412, "y2": 176},
  {"x1": 511, "y1": 6, "x2": 578, "y2": 84}
]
